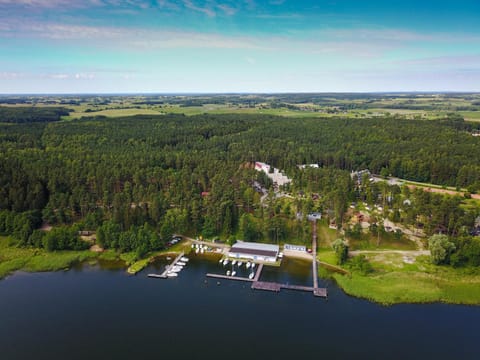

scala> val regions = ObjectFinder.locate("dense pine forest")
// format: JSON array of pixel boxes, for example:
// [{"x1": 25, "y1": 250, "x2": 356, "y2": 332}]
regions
[{"x1": 1, "y1": 110, "x2": 480, "y2": 264}]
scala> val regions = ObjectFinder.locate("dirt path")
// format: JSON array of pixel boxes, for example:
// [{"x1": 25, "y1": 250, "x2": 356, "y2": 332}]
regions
[
  {"x1": 349, "y1": 250, "x2": 430, "y2": 256},
  {"x1": 407, "y1": 184, "x2": 480, "y2": 199}
]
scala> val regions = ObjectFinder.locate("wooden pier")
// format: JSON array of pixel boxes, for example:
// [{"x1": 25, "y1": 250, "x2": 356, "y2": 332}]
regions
[
  {"x1": 253, "y1": 263, "x2": 263, "y2": 281},
  {"x1": 203, "y1": 222, "x2": 328, "y2": 298},
  {"x1": 206, "y1": 273, "x2": 254, "y2": 282},
  {"x1": 148, "y1": 252, "x2": 185, "y2": 279},
  {"x1": 252, "y1": 281, "x2": 281, "y2": 292},
  {"x1": 205, "y1": 257, "x2": 327, "y2": 298}
]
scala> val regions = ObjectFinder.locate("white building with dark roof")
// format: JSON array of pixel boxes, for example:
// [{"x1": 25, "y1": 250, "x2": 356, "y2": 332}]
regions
[{"x1": 228, "y1": 241, "x2": 279, "y2": 262}]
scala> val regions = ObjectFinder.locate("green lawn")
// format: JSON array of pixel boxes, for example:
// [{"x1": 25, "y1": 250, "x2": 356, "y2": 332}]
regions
[
  {"x1": 328, "y1": 252, "x2": 480, "y2": 305},
  {"x1": 0, "y1": 236, "x2": 97, "y2": 279}
]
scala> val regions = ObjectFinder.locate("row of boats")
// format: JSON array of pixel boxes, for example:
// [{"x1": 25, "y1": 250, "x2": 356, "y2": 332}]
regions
[
  {"x1": 166, "y1": 256, "x2": 189, "y2": 278},
  {"x1": 192, "y1": 243, "x2": 208, "y2": 254},
  {"x1": 224, "y1": 269, "x2": 256, "y2": 279},
  {"x1": 220, "y1": 259, "x2": 256, "y2": 279},
  {"x1": 219, "y1": 258, "x2": 256, "y2": 269}
]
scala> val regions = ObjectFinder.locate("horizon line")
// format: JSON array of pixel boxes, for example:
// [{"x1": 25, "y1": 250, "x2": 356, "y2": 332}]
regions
[{"x1": 1, "y1": 91, "x2": 480, "y2": 96}]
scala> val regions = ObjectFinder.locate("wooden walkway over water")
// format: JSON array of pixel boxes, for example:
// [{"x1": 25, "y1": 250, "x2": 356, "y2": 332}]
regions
[
  {"x1": 148, "y1": 252, "x2": 185, "y2": 279},
  {"x1": 206, "y1": 246, "x2": 327, "y2": 298}
]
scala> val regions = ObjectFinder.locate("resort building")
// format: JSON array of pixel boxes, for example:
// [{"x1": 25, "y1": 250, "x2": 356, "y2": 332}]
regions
[
  {"x1": 228, "y1": 241, "x2": 279, "y2": 262},
  {"x1": 254, "y1": 161, "x2": 292, "y2": 187}
]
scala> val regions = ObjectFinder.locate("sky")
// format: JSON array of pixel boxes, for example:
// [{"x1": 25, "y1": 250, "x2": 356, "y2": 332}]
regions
[{"x1": 0, "y1": 0, "x2": 480, "y2": 93}]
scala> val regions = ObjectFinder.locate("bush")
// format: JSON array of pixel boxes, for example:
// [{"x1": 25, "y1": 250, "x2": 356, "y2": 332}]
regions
[{"x1": 332, "y1": 238, "x2": 348, "y2": 265}]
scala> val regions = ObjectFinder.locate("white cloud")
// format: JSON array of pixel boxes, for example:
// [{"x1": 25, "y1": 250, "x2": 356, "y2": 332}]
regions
[
  {"x1": 43, "y1": 73, "x2": 70, "y2": 79},
  {"x1": 75, "y1": 73, "x2": 96, "y2": 80},
  {"x1": 0, "y1": 72, "x2": 23, "y2": 79}
]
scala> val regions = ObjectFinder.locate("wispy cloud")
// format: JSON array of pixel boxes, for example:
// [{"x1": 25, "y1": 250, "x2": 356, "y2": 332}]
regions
[
  {"x1": 182, "y1": 0, "x2": 215, "y2": 17},
  {"x1": 318, "y1": 28, "x2": 480, "y2": 43},
  {"x1": 0, "y1": 0, "x2": 244, "y2": 17},
  {"x1": 39, "y1": 72, "x2": 96, "y2": 80},
  {"x1": 0, "y1": 0, "x2": 98, "y2": 8},
  {"x1": 2, "y1": 20, "x2": 479, "y2": 59},
  {"x1": 0, "y1": 21, "x2": 260, "y2": 49},
  {"x1": 0, "y1": 71, "x2": 24, "y2": 79},
  {"x1": 397, "y1": 54, "x2": 480, "y2": 69}
]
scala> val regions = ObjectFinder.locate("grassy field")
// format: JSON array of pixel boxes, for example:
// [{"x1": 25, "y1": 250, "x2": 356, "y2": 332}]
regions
[
  {"x1": 0, "y1": 232, "x2": 197, "y2": 279},
  {"x1": 460, "y1": 111, "x2": 480, "y2": 122},
  {"x1": 320, "y1": 251, "x2": 480, "y2": 305},
  {"x1": 0, "y1": 236, "x2": 98, "y2": 279},
  {"x1": 68, "y1": 108, "x2": 164, "y2": 119}
]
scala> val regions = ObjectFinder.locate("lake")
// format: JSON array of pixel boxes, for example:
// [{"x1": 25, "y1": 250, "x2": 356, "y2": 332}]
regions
[{"x1": 0, "y1": 254, "x2": 479, "y2": 360}]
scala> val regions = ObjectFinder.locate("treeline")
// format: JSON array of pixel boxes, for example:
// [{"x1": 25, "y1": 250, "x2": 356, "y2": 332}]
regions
[
  {"x1": 1, "y1": 112, "x2": 480, "y2": 253},
  {"x1": 0, "y1": 106, "x2": 70, "y2": 123},
  {"x1": 0, "y1": 209, "x2": 87, "y2": 251}
]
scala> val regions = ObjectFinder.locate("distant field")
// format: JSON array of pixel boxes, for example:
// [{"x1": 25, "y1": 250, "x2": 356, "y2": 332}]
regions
[
  {"x1": 460, "y1": 111, "x2": 480, "y2": 121},
  {"x1": 2, "y1": 94, "x2": 479, "y2": 121},
  {"x1": 67, "y1": 108, "x2": 164, "y2": 119}
]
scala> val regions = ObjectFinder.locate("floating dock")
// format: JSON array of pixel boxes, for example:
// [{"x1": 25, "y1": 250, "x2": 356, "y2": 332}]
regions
[{"x1": 148, "y1": 252, "x2": 185, "y2": 279}]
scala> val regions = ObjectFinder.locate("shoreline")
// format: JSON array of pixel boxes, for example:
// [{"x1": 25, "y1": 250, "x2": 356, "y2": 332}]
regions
[{"x1": 2, "y1": 239, "x2": 480, "y2": 306}]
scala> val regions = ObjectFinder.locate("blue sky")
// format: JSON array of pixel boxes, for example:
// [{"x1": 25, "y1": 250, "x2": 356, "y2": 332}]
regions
[{"x1": 1, "y1": 0, "x2": 479, "y2": 93}]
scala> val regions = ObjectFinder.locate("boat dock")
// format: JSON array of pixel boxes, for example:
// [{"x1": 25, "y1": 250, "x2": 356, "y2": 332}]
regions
[
  {"x1": 148, "y1": 252, "x2": 185, "y2": 279},
  {"x1": 206, "y1": 273, "x2": 254, "y2": 282},
  {"x1": 206, "y1": 263, "x2": 263, "y2": 282},
  {"x1": 205, "y1": 221, "x2": 327, "y2": 298},
  {"x1": 206, "y1": 249, "x2": 327, "y2": 298}
]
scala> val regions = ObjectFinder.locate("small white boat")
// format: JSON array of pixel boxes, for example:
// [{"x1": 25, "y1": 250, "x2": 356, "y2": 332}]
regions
[
  {"x1": 191, "y1": 244, "x2": 194, "y2": 248},
  {"x1": 201, "y1": 248, "x2": 205, "y2": 254},
  {"x1": 246, "y1": 262, "x2": 251, "y2": 269},
  {"x1": 166, "y1": 256, "x2": 172, "y2": 261},
  {"x1": 176, "y1": 261, "x2": 186, "y2": 266},
  {"x1": 251, "y1": 263, "x2": 256, "y2": 268},
  {"x1": 248, "y1": 272, "x2": 254, "y2": 279},
  {"x1": 167, "y1": 272, "x2": 178, "y2": 277},
  {"x1": 195, "y1": 248, "x2": 199, "y2": 254},
  {"x1": 226, "y1": 270, "x2": 231, "y2": 276},
  {"x1": 223, "y1": 259, "x2": 229, "y2": 266},
  {"x1": 219, "y1": 259, "x2": 223, "y2": 263},
  {"x1": 232, "y1": 260, "x2": 237, "y2": 265},
  {"x1": 181, "y1": 257, "x2": 189, "y2": 262},
  {"x1": 170, "y1": 267, "x2": 182, "y2": 273},
  {"x1": 278, "y1": 252, "x2": 284, "y2": 258},
  {"x1": 237, "y1": 262, "x2": 243, "y2": 267},
  {"x1": 231, "y1": 271, "x2": 236, "y2": 276}
]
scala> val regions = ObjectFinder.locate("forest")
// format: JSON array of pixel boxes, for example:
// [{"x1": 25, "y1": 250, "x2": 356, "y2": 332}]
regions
[
  {"x1": 1, "y1": 111, "x2": 480, "y2": 265},
  {"x1": 0, "y1": 106, "x2": 70, "y2": 123}
]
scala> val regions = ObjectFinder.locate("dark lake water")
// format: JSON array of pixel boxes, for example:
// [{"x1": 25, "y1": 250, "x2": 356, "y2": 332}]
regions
[{"x1": 1, "y1": 254, "x2": 479, "y2": 360}]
